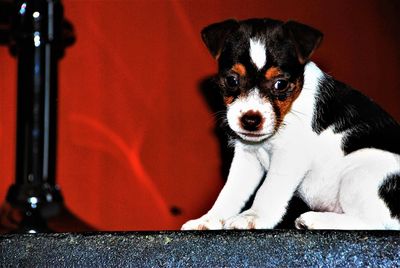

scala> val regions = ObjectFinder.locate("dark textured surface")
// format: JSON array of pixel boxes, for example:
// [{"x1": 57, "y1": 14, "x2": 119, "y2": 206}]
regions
[{"x1": 1, "y1": 230, "x2": 399, "y2": 267}]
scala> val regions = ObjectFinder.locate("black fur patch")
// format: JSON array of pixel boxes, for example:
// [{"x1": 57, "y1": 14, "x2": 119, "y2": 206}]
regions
[
  {"x1": 312, "y1": 76, "x2": 400, "y2": 155},
  {"x1": 379, "y1": 173, "x2": 400, "y2": 220},
  {"x1": 216, "y1": 18, "x2": 305, "y2": 101}
]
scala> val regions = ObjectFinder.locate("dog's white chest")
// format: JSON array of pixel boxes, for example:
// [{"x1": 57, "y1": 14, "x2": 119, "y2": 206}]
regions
[
  {"x1": 255, "y1": 146, "x2": 271, "y2": 169},
  {"x1": 297, "y1": 128, "x2": 345, "y2": 211}
]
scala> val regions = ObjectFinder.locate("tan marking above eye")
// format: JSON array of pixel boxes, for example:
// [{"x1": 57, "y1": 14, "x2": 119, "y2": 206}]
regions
[
  {"x1": 265, "y1": 67, "x2": 282, "y2": 80},
  {"x1": 224, "y1": 96, "x2": 234, "y2": 105},
  {"x1": 231, "y1": 63, "x2": 246, "y2": 76}
]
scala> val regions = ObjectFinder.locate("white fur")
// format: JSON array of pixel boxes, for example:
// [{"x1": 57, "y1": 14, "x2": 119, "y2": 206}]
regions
[
  {"x1": 182, "y1": 142, "x2": 265, "y2": 230},
  {"x1": 249, "y1": 38, "x2": 266, "y2": 70},
  {"x1": 226, "y1": 89, "x2": 275, "y2": 143},
  {"x1": 182, "y1": 62, "x2": 400, "y2": 230}
]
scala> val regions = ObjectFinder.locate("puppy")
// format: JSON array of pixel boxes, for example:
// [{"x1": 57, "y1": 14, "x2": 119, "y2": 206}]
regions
[{"x1": 182, "y1": 18, "x2": 400, "y2": 230}]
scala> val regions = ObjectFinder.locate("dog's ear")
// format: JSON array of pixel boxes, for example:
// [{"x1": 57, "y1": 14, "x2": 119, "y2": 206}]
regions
[
  {"x1": 283, "y1": 21, "x2": 323, "y2": 64},
  {"x1": 201, "y1": 19, "x2": 239, "y2": 59}
]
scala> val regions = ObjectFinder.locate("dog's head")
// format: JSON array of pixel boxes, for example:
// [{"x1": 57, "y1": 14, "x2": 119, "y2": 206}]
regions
[{"x1": 202, "y1": 18, "x2": 322, "y2": 143}]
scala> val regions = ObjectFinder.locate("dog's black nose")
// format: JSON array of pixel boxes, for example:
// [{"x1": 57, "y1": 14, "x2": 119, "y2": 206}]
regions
[{"x1": 240, "y1": 111, "x2": 263, "y2": 131}]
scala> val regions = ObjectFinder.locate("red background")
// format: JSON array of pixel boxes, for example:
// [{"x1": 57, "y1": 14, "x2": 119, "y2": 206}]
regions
[{"x1": 1, "y1": 0, "x2": 399, "y2": 231}]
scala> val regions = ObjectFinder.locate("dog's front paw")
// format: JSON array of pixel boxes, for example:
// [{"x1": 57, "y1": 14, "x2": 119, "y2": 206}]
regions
[
  {"x1": 224, "y1": 209, "x2": 269, "y2": 229},
  {"x1": 295, "y1": 211, "x2": 323, "y2": 230},
  {"x1": 181, "y1": 216, "x2": 224, "y2": 230}
]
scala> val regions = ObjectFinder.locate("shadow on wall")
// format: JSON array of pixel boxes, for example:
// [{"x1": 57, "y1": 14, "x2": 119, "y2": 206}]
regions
[{"x1": 199, "y1": 76, "x2": 234, "y2": 180}]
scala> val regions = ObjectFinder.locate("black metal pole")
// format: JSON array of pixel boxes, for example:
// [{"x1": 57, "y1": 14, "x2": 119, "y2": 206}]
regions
[
  {"x1": 0, "y1": 0, "x2": 91, "y2": 234},
  {"x1": 0, "y1": 0, "x2": 74, "y2": 233},
  {"x1": 1, "y1": 0, "x2": 93, "y2": 234}
]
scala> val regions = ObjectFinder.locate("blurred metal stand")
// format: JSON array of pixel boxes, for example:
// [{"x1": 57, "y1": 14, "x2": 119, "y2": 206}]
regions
[{"x1": 0, "y1": 0, "x2": 92, "y2": 233}]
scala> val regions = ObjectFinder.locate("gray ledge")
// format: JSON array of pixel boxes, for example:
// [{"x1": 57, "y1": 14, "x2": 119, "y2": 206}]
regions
[{"x1": 1, "y1": 230, "x2": 399, "y2": 267}]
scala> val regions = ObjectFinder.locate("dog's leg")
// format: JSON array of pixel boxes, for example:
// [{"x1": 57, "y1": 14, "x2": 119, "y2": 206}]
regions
[
  {"x1": 295, "y1": 211, "x2": 373, "y2": 229},
  {"x1": 181, "y1": 143, "x2": 266, "y2": 230},
  {"x1": 297, "y1": 149, "x2": 400, "y2": 230},
  {"x1": 224, "y1": 148, "x2": 309, "y2": 229}
]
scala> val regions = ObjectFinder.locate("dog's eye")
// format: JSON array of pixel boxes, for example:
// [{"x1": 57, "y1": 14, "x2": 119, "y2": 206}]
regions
[
  {"x1": 273, "y1": 79, "x2": 289, "y2": 92},
  {"x1": 225, "y1": 75, "x2": 239, "y2": 88}
]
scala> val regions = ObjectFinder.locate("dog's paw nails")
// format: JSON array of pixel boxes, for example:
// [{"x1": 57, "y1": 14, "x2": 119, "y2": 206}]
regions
[
  {"x1": 224, "y1": 210, "x2": 262, "y2": 229},
  {"x1": 181, "y1": 217, "x2": 224, "y2": 230},
  {"x1": 294, "y1": 217, "x2": 310, "y2": 230},
  {"x1": 295, "y1": 212, "x2": 318, "y2": 230}
]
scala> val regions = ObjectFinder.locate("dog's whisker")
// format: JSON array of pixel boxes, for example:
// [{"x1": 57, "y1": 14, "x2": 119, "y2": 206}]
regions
[
  {"x1": 212, "y1": 110, "x2": 227, "y2": 117},
  {"x1": 215, "y1": 117, "x2": 228, "y2": 127},
  {"x1": 290, "y1": 109, "x2": 307, "y2": 116},
  {"x1": 207, "y1": 110, "x2": 227, "y2": 125},
  {"x1": 288, "y1": 109, "x2": 306, "y2": 122}
]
